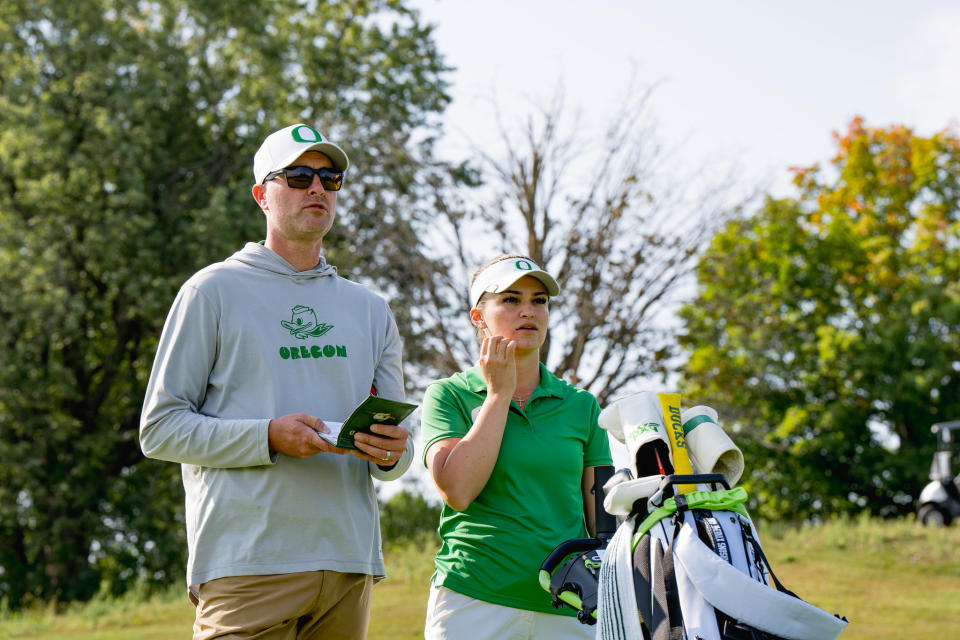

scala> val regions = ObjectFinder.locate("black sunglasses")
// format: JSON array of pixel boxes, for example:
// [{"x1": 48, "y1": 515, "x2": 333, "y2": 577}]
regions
[{"x1": 263, "y1": 166, "x2": 344, "y2": 191}]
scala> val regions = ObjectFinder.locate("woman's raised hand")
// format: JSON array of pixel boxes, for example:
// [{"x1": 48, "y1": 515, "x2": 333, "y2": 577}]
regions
[{"x1": 479, "y1": 334, "x2": 517, "y2": 400}]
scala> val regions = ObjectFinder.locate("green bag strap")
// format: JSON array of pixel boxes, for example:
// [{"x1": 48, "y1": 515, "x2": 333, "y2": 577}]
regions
[{"x1": 631, "y1": 486, "x2": 750, "y2": 551}]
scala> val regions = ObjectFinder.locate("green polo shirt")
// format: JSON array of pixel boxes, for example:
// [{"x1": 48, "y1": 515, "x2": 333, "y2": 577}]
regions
[{"x1": 420, "y1": 363, "x2": 612, "y2": 614}]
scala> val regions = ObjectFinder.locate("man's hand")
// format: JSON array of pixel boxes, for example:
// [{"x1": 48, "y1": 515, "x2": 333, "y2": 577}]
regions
[
  {"x1": 353, "y1": 423, "x2": 410, "y2": 468},
  {"x1": 268, "y1": 413, "x2": 351, "y2": 458}
]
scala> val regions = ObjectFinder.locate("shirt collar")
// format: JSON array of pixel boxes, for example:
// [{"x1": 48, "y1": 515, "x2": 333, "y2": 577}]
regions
[{"x1": 464, "y1": 362, "x2": 565, "y2": 399}]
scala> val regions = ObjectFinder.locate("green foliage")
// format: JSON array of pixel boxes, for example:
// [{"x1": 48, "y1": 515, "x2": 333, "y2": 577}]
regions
[
  {"x1": 0, "y1": 0, "x2": 451, "y2": 609},
  {"x1": 680, "y1": 118, "x2": 960, "y2": 520},
  {"x1": 379, "y1": 490, "x2": 441, "y2": 548}
]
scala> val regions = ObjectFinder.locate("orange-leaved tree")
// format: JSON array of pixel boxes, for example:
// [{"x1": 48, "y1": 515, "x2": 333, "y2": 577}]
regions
[{"x1": 680, "y1": 117, "x2": 960, "y2": 520}]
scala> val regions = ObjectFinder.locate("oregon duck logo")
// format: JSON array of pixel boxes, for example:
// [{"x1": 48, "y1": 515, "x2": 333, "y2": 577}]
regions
[
  {"x1": 281, "y1": 305, "x2": 334, "y2": 339},
  {"x1": 627, "y1": 422, "x2": 661, "y2": 438}
]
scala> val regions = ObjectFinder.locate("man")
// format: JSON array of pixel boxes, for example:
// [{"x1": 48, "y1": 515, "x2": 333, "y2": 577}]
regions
[{"x1": 140, "y1": 123, "x2": 412, "y2": 639}]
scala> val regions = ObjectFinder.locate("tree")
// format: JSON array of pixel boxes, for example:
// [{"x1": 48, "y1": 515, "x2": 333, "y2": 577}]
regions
[
  {"x1": 678, "y1": 118, "x2": 960, "y2": 521},
  {"x1": 0, "y1": 0, "x2": 451, "y2": 608},
  {"x1": 378, "y1": 490, "x2": 441, "y2": 548},
  {"x1": 411, "y1": 85, "x2": 746, "y2": 404}
]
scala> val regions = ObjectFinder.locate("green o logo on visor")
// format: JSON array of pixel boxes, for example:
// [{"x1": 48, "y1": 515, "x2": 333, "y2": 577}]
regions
[
  {"x1": 291, "y1": 125, "x2": 323, "y2": 143},
  {"x1": 515, "y1": 260, "x2": 533, "y2": 271}
]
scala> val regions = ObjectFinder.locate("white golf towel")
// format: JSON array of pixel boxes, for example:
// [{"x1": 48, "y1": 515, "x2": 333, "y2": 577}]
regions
[{"x1": 596, "y1": 517, "x2": 642, "y2": 640}]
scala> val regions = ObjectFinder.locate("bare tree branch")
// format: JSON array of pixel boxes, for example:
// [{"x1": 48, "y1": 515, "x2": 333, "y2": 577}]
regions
[{"x1": 412, "y1": 79, "x2": 751, "y2": 401}]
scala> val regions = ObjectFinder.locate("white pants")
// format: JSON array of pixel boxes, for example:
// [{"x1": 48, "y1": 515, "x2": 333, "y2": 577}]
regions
[{"x1": 424, "y1": 585, "x2": 595, "y2": 640}]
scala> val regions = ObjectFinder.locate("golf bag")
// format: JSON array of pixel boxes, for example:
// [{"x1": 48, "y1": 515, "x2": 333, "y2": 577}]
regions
[{"x1": 540, "y1": 392, "x2": 849, "y2": 640}]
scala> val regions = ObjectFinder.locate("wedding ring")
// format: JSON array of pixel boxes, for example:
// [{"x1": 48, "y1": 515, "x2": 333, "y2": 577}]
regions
[{"x1": 384, "y1": 451, "x2": 392, "y2": 461}]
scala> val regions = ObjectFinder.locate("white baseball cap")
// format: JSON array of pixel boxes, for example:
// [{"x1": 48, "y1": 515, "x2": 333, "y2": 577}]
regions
[
  {"x1": 470, "y1": 257, "x2": 560, "y2": 309},
  {"x1": 253, "y1": 123, "x2": 349, "y2": 184}
]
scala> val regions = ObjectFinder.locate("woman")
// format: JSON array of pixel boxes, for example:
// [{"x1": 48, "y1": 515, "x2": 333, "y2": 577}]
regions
[{"x1": 420, "y1": 254, "x2": 613, "y2": 640}]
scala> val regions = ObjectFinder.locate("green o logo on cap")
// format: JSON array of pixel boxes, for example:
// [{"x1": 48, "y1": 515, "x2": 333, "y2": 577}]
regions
[
  {"x1": 291, "y1": 125, "x2": 323, "y2": 143},
  {"x1": 515, "y1": 260, "x2": 533, "y2": 271}
]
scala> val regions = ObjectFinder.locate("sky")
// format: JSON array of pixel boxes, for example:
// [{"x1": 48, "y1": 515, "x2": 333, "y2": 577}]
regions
[
  {"x1": 386, "y1": 0, "x2": 960, "y2": 493},
  {"x1": 409, "y1": 0, "x2": 960, "y2": 197}
]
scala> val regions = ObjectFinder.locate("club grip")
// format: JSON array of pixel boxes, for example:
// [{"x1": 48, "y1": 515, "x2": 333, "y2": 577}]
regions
[{"x1": 593, "y1": 465, "x2": 617, "y2": 538}]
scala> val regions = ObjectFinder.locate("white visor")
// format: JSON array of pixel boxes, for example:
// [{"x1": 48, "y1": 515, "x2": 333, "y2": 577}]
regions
[{"x1": 470, "y1": 257, "x2": 560, "y2": 309}]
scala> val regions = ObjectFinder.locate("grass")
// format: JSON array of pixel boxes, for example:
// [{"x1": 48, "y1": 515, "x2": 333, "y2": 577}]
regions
[
  {"x1": 1, "y1": 517, "x2": 957, "y2": 639},
  {"x1": 759, "y1": 513, "x2": 960, "y2": 639}
]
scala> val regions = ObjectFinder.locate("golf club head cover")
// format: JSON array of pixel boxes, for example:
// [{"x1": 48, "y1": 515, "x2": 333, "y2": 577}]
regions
[
  {"x1": 603, "y1": 473, "x2": 663, "y2": 516},
  {"x1": 598, "y1": 402, "x2": 627, "y2": 443},
  {"x1": 601, "y1": 392, "x2": 674, "y2": 478},
  {"x1": 680, "y1": 405, "x2": 744, "y2": 487}
]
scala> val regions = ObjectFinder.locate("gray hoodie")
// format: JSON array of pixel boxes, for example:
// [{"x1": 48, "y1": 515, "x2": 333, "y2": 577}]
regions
[{"x1": 140, "y1": 242, "x2": 411, "y2": 586}]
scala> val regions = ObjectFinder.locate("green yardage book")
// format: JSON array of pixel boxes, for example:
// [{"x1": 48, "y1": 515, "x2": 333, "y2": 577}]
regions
[{"x1": 318, "y1": 395, "x2": 417, "y2": 450}]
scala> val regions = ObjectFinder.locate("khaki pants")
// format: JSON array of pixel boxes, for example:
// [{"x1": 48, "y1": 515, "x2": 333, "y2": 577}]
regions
[{"x1": 192, "y1": 571, "x2": 373, "y2": 640}]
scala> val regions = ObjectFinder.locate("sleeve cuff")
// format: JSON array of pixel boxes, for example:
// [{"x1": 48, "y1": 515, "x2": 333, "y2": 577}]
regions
[{"x1": 369, "y1": 443, "x2": 414, "y2": 481}]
